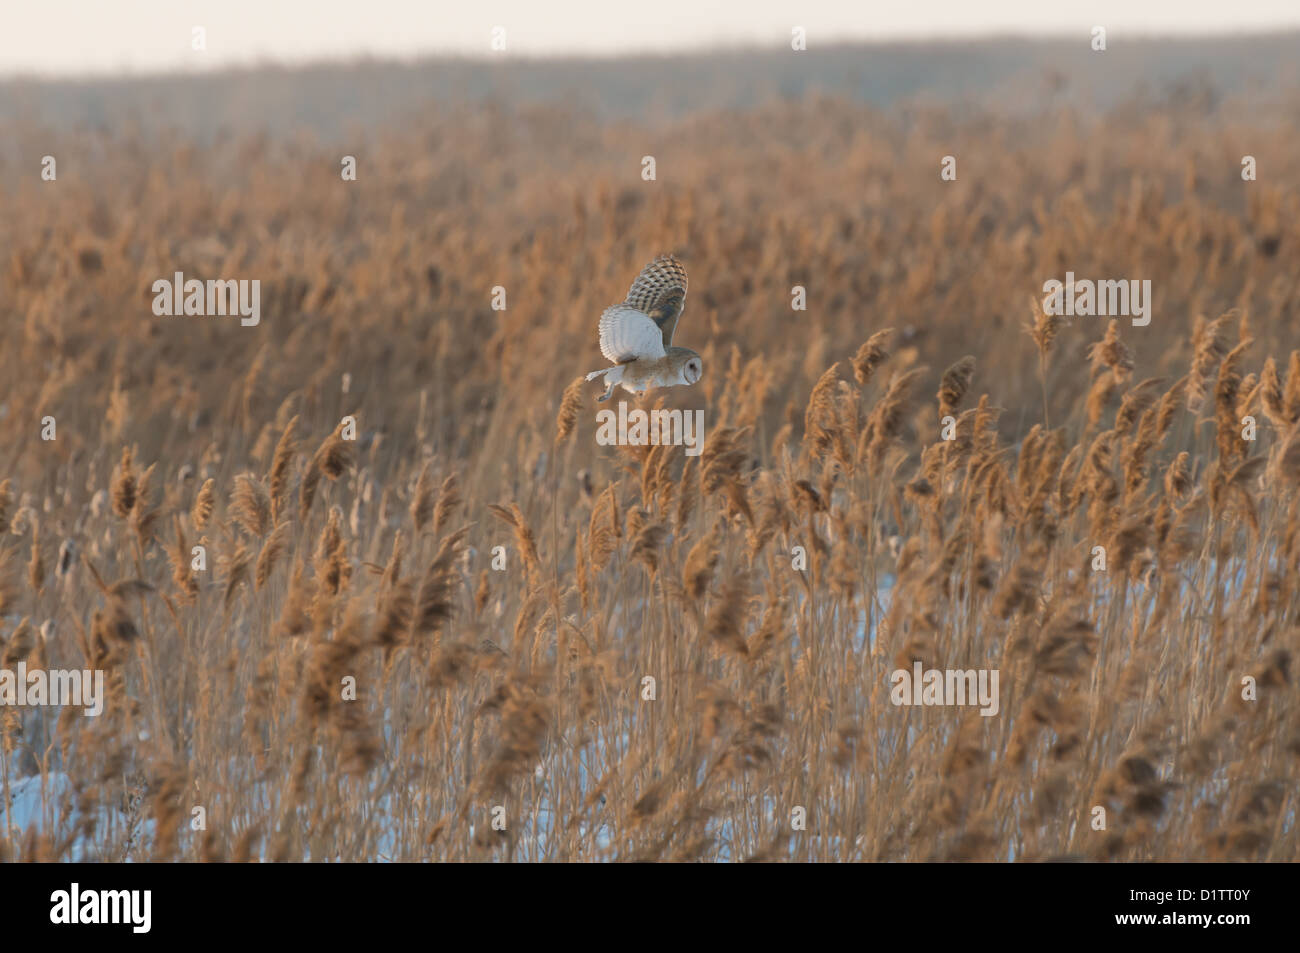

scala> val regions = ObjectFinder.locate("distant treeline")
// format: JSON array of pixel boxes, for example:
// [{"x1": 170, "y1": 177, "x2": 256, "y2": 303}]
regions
[{"x1": 1, "y1": 34, "x2": 1298, "y2": 142}]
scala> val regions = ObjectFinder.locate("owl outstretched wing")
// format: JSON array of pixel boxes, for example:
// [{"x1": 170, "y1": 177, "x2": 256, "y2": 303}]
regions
[
  {"x1": 624, "y1": 254, "x2": 688, "y2": 349},
  {"x1": 598, "y1": 305, "x2": 667, "y2": 364}
]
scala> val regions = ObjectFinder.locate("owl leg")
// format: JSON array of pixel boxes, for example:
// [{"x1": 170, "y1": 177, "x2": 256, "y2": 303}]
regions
[{"x1": 587, "y1": 366, "x2": 619, "y2": 401}]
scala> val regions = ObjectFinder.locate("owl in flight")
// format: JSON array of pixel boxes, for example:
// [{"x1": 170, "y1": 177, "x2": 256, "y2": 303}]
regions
[{"x1": 585, "y1": 254, "x2": 702, "y2": 402}]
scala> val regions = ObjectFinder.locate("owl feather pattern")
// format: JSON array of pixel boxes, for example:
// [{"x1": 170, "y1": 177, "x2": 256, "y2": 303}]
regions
[{"x1": 586, "y1": 254, "x2": 702, "y2": 402}]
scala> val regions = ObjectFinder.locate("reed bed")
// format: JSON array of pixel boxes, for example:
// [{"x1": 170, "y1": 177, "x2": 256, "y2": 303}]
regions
[{"x1": 1, "y1": 68, "x2": 1298, "y2": 861}]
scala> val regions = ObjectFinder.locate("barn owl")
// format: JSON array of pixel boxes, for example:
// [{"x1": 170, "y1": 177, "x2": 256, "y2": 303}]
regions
[{"x1": 585, "y1": 254, "x2": 702, "y2": 401}]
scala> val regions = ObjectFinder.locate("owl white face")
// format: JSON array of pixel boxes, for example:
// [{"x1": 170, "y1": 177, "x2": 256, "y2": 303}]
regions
[{"x1": 682, "y1": 356, "x2": 702, "y2": 385}]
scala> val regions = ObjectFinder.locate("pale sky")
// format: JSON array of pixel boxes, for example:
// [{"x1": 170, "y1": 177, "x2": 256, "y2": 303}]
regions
[{"x1": 2, "y1": 0, "x2": 1299, "y2": 77}]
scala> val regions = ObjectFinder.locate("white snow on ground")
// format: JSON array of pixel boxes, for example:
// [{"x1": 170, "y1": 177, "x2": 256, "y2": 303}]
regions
[
  {"x1": 2, "y1": 769, "x2": 152, "y2": 861},
  {"x1": 2, "y1": 771, "x2": 70, "y2": 832},
  {"x1": 22, "y1": 573, "x2": 1204, "y2": 861}
]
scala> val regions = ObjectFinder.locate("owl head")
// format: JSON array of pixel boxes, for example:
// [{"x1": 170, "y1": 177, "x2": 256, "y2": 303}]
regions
[{"x1": 668, "y1": 346, "x2": 703, "y2": 386}]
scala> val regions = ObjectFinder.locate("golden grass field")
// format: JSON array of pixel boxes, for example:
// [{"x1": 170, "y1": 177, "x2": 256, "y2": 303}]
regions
[{"x1": 1, "y1": 49, "x2": 1299, "y2": 861}]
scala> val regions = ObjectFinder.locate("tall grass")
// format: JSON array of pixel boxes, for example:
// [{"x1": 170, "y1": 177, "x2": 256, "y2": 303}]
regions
[{"x1": 0, "y1": 72, "x2": 1298, "y2": 861}]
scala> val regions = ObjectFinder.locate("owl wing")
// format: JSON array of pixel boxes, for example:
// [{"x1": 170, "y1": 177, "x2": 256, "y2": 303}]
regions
[
  {"x1": 599, "y1": 305, "x2": 667, "y2": 364},
  {"x1": 624, "y1": 254, "x2": 688, "y2": 348}
]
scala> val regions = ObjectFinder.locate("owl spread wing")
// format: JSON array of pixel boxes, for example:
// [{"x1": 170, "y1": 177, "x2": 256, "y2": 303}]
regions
[
  {"x1": 599, "y1": 305, "x2": 667, "y2": 364},
  {"x1": 624, "y1": 254, "x2": 688, "y2": 348}
]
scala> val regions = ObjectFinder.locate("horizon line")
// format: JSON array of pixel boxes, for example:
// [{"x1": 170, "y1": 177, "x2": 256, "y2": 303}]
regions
[{"x1": 4, "y1": 26, "x2": 1299, "y2": 85}]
